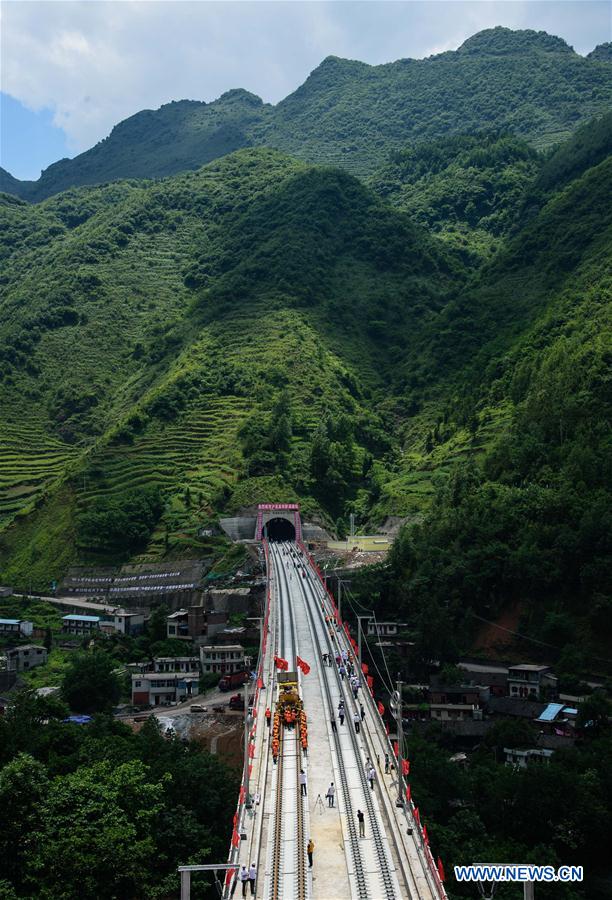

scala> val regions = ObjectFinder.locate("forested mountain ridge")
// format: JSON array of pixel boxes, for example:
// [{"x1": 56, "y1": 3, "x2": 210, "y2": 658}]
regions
[
  {"x1": 0, "y1": 148, "x2": 463, "y2": 585},
  {"x1": 1, "y1": 112, "x2": 610, "y2": 619},
  {"x1": 4, "y1": 26, "x2": 612, "y2": 201},
  {"x1": 362, "y1": 122, "x2": 612, "y2": 667}
]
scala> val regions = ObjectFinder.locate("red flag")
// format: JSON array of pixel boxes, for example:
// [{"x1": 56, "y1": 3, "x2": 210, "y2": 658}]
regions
[
  {"x1": 393, "y1": 741, "x2": 399, "y2": 758},
  {"x1": 405, "y1": 784, "x2": 411, "y2": 803},
  {"x1": 231, "y1": 830, "x2": 240, "y2": 848},
  {"x1": 239, "y1": 786, "x2": 246, "y2": 803},
  {"x1": 274, "y1": 656, "x2": 289, "y2": 671},
  {"x1": 414, "y1": 807, "x2": 420, "y2": 826},
  {"x1": 385, "y1": 722, "x2": 390, "y2": 735},
  {"x1": 225, "y1": 868, "x2": 236, "y2": 887},
  {"x1": 402, "y1": 759, "x2": 410, "y2": 776},
  {"x1": 366, "y1": 675, "x2": 374, "y2": 689},
  {"x1": 233, "y1": 812, "x2": 237, "y2": 827},
  {"x1": 423, "y1": 824, "x2": 429, "y2": 845},
  {"x1": 248, "y1": 764, "x2": 253, "y2": 777},
  {"x1": 377, "y1": 701, "x2": 385, "y2": 716},
  {"x1": 361, "y1": 663, "x2": 369, "y2": 675},
  {"x1": 257, "y1": 677, "x2": 263, "y2": 689},
  {"x1": 248, "y1": 742, "x2": 255, "y2": 758},
  {"x1": 296, "y1": 656, "x2": 311, "y2": 675},
  {"x1": 437, "y1": 857, "x2": 445, "y2": 882}
]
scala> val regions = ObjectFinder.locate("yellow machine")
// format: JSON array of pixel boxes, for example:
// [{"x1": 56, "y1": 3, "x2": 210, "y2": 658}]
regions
[{"x1": 271, "y1": 672, "x2": 308, "y2": 759}]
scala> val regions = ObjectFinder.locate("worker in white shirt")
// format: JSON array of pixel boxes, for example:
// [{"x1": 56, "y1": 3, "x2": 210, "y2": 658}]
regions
[{"x1": 248, "y1": 863, "x2": 257, "y2": 896}]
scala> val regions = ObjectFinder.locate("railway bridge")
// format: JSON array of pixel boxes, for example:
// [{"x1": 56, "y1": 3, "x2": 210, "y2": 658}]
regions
[{"x1": 185, "y1": 539, "x2": 447, "y2": 899}]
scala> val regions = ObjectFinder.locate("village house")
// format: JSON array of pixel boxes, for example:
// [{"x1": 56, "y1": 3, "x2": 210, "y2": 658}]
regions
[
  {"x1": 131, "y1": 671, "x2": 200, "y2": 706},
  {"x1": 507, "y1": 664, "x2": 558, "y2": 700},
  {"x1": 504, "y1": 747, "x2": 554, "y2": 769},
  {"x1": 366, "y1": 620, "x2": 408, "y2": 638},
  {"x1": 166, "y1": 608, "x2": 227, "y2": 643},
  {"x1": 457, "y1": 660, "x2": 510, "y2": 697},
  {"x1": 200, "y1": 644, "x2": 246, "y2": 675},
  {"x1": 153, "y1": 656, "x2": 200, "y2": 674},
  {"x1": 0, "y1": 618, "x2": 33, "y2": 638},
  {"x1": 62, "y1": 614, "x2": 101, "y2": 635},
  {"x1": 5, "y1": 644, "x2": 48, "y2": 672}
]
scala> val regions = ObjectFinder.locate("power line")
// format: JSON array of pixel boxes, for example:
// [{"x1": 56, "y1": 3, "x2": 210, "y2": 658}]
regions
[
  {"x1": 470, "y1": 613, "x2": 612, "y2": 665},
  {"x1": 343, "y1": 589, "x2": 394, "y2": 694}
]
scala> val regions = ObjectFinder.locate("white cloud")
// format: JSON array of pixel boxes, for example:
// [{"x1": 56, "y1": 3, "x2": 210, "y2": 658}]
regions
[{"x1": 1, "y1": 0, "x2": 610, "y2": 153}]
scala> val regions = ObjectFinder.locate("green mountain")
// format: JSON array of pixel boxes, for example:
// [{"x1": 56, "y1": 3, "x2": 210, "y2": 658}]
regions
[
  {"x1": 1, "y1": 113, "x2": 610, "y2": 614},
  {"x1": 368, "y1": 132, "x2": 541, "y2": 262},
  {"x1": 3, "y1": 91, "x2": 269, "y2": 203},
  {"x1": 4, "y1": 27, "x2": 612, "y2": 201},
  {"x1": 361, "y1": 114, "x2": 612, "y2": 665},
  {"x1": 0, "y1": 148, "x2": 462, "y2": 584}
]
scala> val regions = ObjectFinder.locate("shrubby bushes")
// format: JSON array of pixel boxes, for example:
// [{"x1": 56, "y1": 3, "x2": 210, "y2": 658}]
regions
[{"x1": 77, "y1": 487, "x2": 163, "y2": 555}]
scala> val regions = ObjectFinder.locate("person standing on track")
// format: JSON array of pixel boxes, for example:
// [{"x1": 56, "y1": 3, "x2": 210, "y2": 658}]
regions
[
  {"x1": 353, "y1": 711, "x2": 361, "y2": 733},
  {"x1": 357, "y1": 809, "x2": 365, "y2": 838},
  {"x1": 326, "y1": 782, "x2": 335, "y2": 807},
  {"x1": 239, "y1": 865, "x2": 249, "y2": 898},
  {"x1": 307, "y1": 838, "x2": 315, "y2": 868},
  {"x1": 330, "y1": 714, "x2": 337, "y2": 732},
  {"x1": 368, "y1": 765, "x2": 375, "y2": 790},
  {"x1": 265, "y1": 707, "x2": 271, "y2": 727},
  {"x1": 360, "y1": 703, "x2": 365, "y2": 721},
  {"x1": 385, "y1": 752, "x2": 390, "y2": 774},
  {"x1": 248, "y1": 863, "x2": 257, "y2": 896},
  {"x1": 300, "y1": 769, "x2": 307, "y2": 797}
]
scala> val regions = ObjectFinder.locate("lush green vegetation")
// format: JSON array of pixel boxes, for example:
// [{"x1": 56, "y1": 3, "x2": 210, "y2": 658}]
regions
[
  {"x1": 61, "y1": 651, "x2": 122, "y2": 714},
  {"x1": 368, "y1": 132, "x2": 541, "y2": 261},
  {"x1": 0, "y1": 691, "x2": 238, "y2": 899},
  {"x1": 0, "y1": 25, "x2": 610, "y2": 900},
  {"x1": 349, "y1": 117, "x2": 612, "y2": 673},
  {"x1": 0, "y1": 147, "x2": 462, "y2": 586},
  {"x1": 2, "y1": 27, "x2": 611, "y2": 200},
  {"x1": 403, "y1": 720, "x2": 612, "y2": 899},
  {"x1": 1, "y1": 112, "x2": 611, "y2": 634}
]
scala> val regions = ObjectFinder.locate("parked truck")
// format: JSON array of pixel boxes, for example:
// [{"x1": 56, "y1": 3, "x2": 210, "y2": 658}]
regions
[
  {"x1": 228, "y1": 692, "x2": 254, "y2": 710},
  {"x1": 218, "y1": 670, "x2": 250, "y2": 692}
]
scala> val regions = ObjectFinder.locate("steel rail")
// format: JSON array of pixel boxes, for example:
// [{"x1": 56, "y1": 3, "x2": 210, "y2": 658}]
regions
[
  {"x1": 302, "y1": 551, "x2": 429, "y2": 900},
  {"x1": 268, "y1": 544, "x2": 308, "y2": 900},
  {"x1": 295, "y1": 546, "x2": 402, "y2": 900},
  {"x1": 287, "y1": 544, "x2": 374, "y2": 900}
]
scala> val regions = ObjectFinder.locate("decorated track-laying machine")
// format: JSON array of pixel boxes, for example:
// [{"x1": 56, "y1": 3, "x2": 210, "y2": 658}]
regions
[{"x1": 271, "y1": 671, "x2": 308, "y2": 761}]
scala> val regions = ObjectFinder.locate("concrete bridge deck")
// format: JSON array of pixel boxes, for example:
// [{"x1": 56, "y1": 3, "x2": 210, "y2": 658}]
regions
[{"x1": 223, "y1": 542, "x2": 445, "y2": 900}]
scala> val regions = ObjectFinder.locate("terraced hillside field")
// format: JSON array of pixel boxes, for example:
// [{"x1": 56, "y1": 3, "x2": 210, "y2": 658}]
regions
[{"x1": 0, "y1": 421, "x2": 81, "y2": 531}]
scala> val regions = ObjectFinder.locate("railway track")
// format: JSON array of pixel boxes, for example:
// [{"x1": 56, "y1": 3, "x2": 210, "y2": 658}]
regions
[
  {"x1": 266, "y1": 545, "x2": 308, "y2": 900},
  {"x1": 290, "y1": 546, "x2": 397, "y2": 900},
  {"x1": 298, "y1": 543, "x2": 435, "y2": 900}
]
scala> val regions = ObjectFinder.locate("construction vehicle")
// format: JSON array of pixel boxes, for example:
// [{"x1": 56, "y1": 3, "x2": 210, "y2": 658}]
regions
[{"x1": 218, "y1": 670, "x2": 251, "y2": 691}]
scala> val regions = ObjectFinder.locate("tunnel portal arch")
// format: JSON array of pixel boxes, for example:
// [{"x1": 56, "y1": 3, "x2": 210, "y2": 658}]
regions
[
  {"x1": 263, "y1": 517, "x2": 296, "y2": 542},
  {"x1": 256, "y1": 503, "x2": 302, "y2": 542}
]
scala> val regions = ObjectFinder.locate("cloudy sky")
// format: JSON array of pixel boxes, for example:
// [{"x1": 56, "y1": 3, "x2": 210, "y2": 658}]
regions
[{"x1": 1, "y1": 0, "x2": 610, "y2": 180}]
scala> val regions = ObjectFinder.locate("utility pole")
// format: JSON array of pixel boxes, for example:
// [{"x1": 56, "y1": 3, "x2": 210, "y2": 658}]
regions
[
  {"x1": 396, "y1": 675, "x2": 404, "y2": 808},
  {"x1": 244, "y1": 679, "x2": 253, "y2": 809},
  {"x1": 524, "y1": 884, "x2": 534, "y2": 900},
  {"x1": 356, "y1": 615, "x2": 371, "y2": 678}
]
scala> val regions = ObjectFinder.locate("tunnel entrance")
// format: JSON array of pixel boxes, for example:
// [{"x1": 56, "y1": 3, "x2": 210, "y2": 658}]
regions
[
  {"x1": 256, "y1": 503, "x2": 302, "y2": 541},
  {"x1": 264, "y1": 517, "x2": 296, "y2": 542}
]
